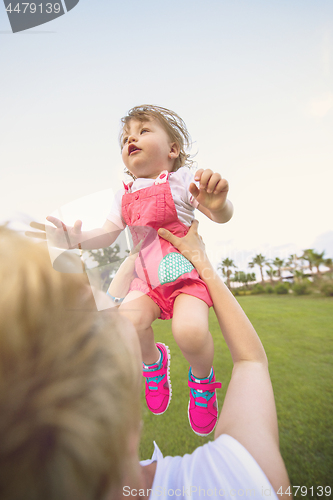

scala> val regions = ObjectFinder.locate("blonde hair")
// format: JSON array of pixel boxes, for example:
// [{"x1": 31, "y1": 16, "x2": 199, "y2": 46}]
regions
[
  {"x1": 120, "y1": 104, "x2": 193, "y2": 174},
  {"x1": 0, "y1": 227, "x2": 140, "y2": 500}
]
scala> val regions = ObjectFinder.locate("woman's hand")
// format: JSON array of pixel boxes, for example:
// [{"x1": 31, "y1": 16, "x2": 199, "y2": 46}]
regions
[{"x1": 158, "y1": 220, "x2": 212, "y2": 277}]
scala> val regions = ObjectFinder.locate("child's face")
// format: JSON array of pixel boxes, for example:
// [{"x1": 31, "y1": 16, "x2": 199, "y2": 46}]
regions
[{"x1": 121, "y1": 118, "x2": 178, "y2": 179}]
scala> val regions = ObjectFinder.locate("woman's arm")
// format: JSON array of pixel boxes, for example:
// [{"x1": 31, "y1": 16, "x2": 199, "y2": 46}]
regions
[
  {"x1": 158, "y1": 221, "x2": 290, "y2": 498},
  {"x1": 106, "y1": 241, "x2": 142, "y2": 303}
]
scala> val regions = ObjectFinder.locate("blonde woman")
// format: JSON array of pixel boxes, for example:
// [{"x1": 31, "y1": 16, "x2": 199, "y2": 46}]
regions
[{"x1": 0, "y1": 223, "x2": 290, "y2": 499}]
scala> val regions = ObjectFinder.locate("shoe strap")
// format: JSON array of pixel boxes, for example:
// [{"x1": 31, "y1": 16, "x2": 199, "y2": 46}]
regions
[
  {"x1": 142, "y1": 366, "x2": 165, "y2": 378},
  {"x1": 188, "y1": 380, "x2": 222, "y2": 391}
]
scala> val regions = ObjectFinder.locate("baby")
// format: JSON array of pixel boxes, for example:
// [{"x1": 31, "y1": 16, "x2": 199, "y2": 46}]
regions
[{"x1": 42, "y1": 105, "x2": 233, "y2": 436}]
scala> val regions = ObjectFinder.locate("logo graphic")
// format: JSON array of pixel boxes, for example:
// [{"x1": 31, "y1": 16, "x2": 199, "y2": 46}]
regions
[{"x1": 3, "y1": 0, "x2": 80, "y2": 33}]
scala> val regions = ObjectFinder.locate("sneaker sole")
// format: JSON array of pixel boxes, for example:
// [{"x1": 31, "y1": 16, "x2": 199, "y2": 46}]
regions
[{"x1": 152, "y1": 343, "x2": 172, "y2": 415}]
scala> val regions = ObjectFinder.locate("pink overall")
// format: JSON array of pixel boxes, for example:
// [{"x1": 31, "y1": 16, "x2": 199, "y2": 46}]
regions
[{"x1": 121, "y1": 171, "x2": 213, "y2": 320}]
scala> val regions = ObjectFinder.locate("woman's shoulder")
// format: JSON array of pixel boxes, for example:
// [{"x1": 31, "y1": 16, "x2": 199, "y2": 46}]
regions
[{"x1": 147, "y1": 436, "x2": 278, "y2": 500}]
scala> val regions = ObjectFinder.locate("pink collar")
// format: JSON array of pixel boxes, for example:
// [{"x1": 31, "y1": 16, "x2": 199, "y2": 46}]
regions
[
  {"x1": 123, "y1": 170, "x2": 169, "y2": 193},
  {"x1": 154, "y1": 170, "x2": 169, "y2": 185}
]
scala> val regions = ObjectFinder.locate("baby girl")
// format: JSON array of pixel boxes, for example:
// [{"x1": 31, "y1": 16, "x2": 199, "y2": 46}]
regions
[{"x1": 41, "y1": 105, "x2": 233, "y2": 436}]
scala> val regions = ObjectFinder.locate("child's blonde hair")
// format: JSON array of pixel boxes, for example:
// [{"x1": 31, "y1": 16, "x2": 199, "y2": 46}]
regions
[
  {"x1": 0, "y1": 227, "x2": 140, "y2": 500},
  {"x1": 120, "y1": 104, "x2": 193, "y2": 173}
]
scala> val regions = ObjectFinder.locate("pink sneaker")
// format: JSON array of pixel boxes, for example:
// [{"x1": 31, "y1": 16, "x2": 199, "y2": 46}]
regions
[
  {"x1": 188, "y1": 367, "x2": 222, "y2": 436},
  {"x1": 142, "y1": 343, "x2": 172, "y2": 415}
]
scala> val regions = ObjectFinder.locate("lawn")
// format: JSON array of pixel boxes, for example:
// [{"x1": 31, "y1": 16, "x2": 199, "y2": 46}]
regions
[{"x1": 139, "y1": 295, "x2": 333, "y2": 499}]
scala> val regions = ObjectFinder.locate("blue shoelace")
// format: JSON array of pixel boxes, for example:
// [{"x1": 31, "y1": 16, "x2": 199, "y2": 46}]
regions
[
  {"x1": 189, "y1": 368, "x2": 214, "y2": 407},
  {"x1": 146, "y1": 374, "x2": 165, "y2": 390},
  {"x1": 190, "y1": 388, "x2": 215, "y2": 407}
]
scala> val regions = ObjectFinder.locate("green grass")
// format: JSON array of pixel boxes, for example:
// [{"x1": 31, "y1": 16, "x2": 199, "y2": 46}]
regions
[{"x1": 139, "y1": 295, "x2": 333, "y2": 498}]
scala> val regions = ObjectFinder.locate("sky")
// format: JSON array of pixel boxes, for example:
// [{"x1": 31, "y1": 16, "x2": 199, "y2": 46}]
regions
[{"x1": 1, "y1": 0, "x2": 333, "y2": 277}]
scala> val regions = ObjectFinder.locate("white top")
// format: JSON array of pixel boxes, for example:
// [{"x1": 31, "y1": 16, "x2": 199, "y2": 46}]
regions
[
  {"x1": 107, "y1": 167, "x2": 199, "y2": 229},
  {"x1": 137, "y1": 434, "x2": 278, "y2": 500}
]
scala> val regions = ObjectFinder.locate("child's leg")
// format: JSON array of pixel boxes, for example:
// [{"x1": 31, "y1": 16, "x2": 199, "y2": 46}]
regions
[
  {"x1": 120, "y1": 291, "x2": 172, "y2": 416},
  {"x1": 173, "y1": 294, "x2": 221, "y2": 436},
  {"x1": 119, "y1": 291, "x2": 160, "y2": 365},
  {"x1": 172, "y1": 294, "x2": 214, "y2": 379}
]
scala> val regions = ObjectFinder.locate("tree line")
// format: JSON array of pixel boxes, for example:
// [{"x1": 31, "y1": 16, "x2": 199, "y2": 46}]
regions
[
  {"x1": 85, "y1": 246, "x2": 333, "y2": 297},
  {"x1": 218, "y1": 249, "x2": 333, "y2": 296}
]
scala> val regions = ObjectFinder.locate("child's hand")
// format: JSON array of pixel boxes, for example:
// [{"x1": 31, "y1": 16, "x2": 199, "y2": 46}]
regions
[
  {"x1": 189, "y1": 169, "x2": 229, "y2": 213},
  {"x1": 26, "y1": 216, "x2": 83, "y2": 249}
]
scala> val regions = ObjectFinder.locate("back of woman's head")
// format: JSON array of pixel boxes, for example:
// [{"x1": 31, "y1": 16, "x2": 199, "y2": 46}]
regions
[{"x1": 0, "y1": 227, "x2": 140, "y2": 500}]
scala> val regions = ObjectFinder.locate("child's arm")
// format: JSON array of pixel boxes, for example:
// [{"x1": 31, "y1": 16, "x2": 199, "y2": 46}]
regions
[
  {"x1": 189, "y1": 168, "x2": 233, "y2": 223},
  {"x1": 27, "y1": 217, "x2": 122, "y2": 250}
]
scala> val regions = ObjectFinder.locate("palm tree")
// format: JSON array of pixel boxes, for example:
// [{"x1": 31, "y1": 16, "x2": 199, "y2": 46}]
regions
[
  {"x1": 218, "y1": 258, "x2": 237, "y2": 289},
  {"x1": 294, "y1": 269, "x2": 305, "y2": 283},
  {"x1": 301, "y1": 249, "x2": 316, "y2": 274},
  {"x1": 247, "y1": 272, "x2": 257, "y2": 286},
  {"x1": 286, "y1": 254, "x2": 298, "y2": 270},
  {"x1": 324, "y1": 257, "x2": 333, "y2": 273},
  {"x1": 232, "y1": 271, "x2": 256, "y2": 289},
  {"x1": 266, "y1": 268, "x2": 278, "y2": 284},
  {"x1": 312, "y1": 251, "x2": 325, "y2": 277},
  {"x1": 249, "y1": 254, "x2": 266, "y2": 284},
  {"x1": 271, "y1": 257, "x2": 284, "y2": 281},
  {"x1": 284, "y1": 254, "x2": 300, "y2": 281}
]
